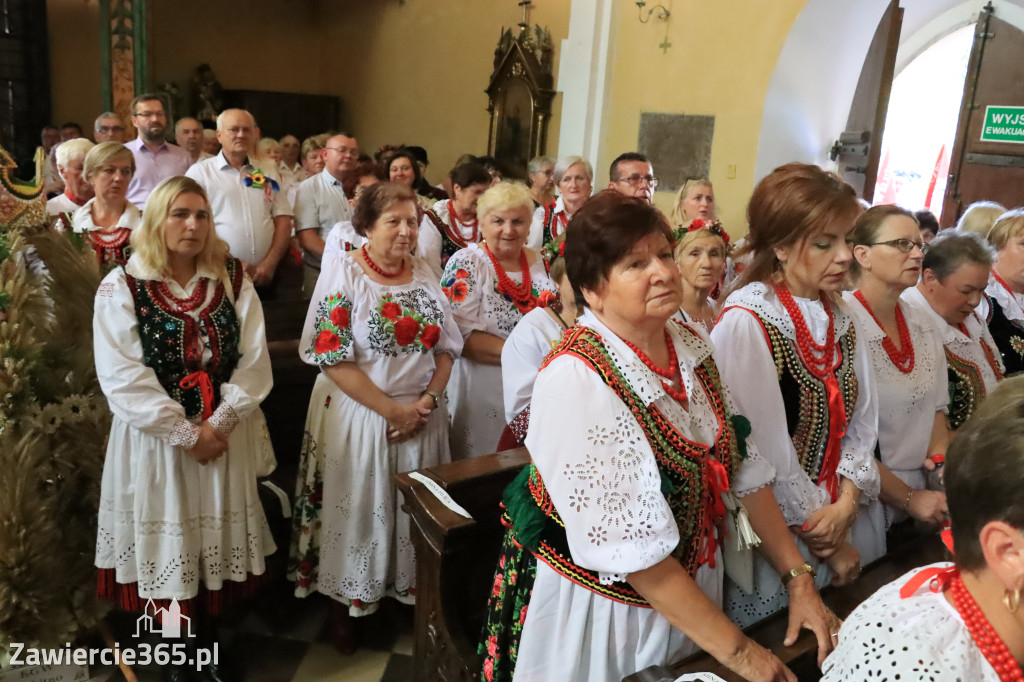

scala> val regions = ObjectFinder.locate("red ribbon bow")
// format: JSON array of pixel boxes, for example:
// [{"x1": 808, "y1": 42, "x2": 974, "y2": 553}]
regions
[
  {"x1": 698, "y1": 458, "x2": 732, "y2": 568},
  {"x1": 899, "y1": 526, "x2": 957, "y2": 599},
  {"x1": 817, "y1": 373, "x2": 849, "y2": 502},
  {"x1": 179, "y1": 370, "x2": 215, "y2": 420}
]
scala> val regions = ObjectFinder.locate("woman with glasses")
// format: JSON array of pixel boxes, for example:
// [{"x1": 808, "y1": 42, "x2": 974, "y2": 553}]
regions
[
  {"x1": 844, "y1": 206, "x2": 950, "y2": 563},
  {"x1": 527, "y1": 155, "x2": 593, "y2": 250},
  {"x1": 712, "y1": 163, "x2": 878, "y2": 629},
  {"x1": 903, "y1": 230, "x2": 1003, "y2": 432},
  {"x1": 981, "y1": 209, "x2": 1024, "y2": 376},
  {"x1": 526, "y1": 155, "x2": 556, "y2": 209}
]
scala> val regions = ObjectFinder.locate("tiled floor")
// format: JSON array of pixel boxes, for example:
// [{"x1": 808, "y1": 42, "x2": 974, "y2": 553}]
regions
[{"x1": 85, "y1": 594, "x2": 416, "y2": 682}]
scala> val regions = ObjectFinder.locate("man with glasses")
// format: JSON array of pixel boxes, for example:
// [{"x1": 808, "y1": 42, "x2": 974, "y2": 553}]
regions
[
  {"x1": 186, "y1": 109, "x2": 293, "y2": 290},
  {"x1": 93, "y1": 112, "x2": 126, "y2": 143},
  {"x1": 125, "y1": 94, "x2": 191, "y2": 207},
  {"x1": 608, "y1": 152, "x2": 658, "y2": 204},
  {"x1": 293, "y1": 133, "x2": 359, "y2": 295}
]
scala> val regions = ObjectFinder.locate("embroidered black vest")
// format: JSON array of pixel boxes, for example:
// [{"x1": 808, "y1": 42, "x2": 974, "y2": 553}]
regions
[
  {"x1": 425, "y1": 208, "x2": 466, "y2": 270},
  {"x1": 754, "y1": 312, "x2": 859, "y2": 484},
  {"x1": 125, "y1": 258, "x2": 244, "y2": 419},
  {"x1": 946, "y1": 349, "x2": 988, "y2": 431},
  {"x1": 985, "y1": 296, "x2": 1024, "y2": 377},
  {"x1": 540, "y1": 206, "x2": 566, "y2": 247},
  {"x1": 503, "y1": 325, "x2": 743, "y2": 606}
]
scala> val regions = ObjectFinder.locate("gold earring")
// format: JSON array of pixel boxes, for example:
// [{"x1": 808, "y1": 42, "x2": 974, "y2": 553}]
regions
[
  {"x1": 1003, "y1": 588, "x2": 1021, "y2": 614},
  {"x1": 771, "y1": 258, "x2": 784, "y2": 284}
]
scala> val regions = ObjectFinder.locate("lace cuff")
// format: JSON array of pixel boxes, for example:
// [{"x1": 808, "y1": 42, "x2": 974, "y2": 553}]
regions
[
  {"x1": 209, "y1": 402, "x2": 240, "y2": 437},
  {"x1": 773, "y1": 476, "x2": 829, "y2": 526},
  {"x1": 838, "y1": 451, "x2": 881, "y2": 500},
  {"x1": 168, "y1": 417, "x2": 200, "y2": 450}
]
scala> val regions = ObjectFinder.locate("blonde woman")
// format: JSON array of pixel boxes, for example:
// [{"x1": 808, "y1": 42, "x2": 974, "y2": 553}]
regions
[
  {"x1": 93, "y1": 176, "x2": 275, "y2": 680},
  {"x1": 956, "y1": 200, "x2": 1006, "y2": 238},
  {"x1": 673, "y1": 219, "x2": 729, "y2": 332},
  {"x1": 68, "y1": 142, "x2": 139, "y2": 272},
  {"x1": 671, "y1": 177, "x2": 716, "y2": 226},
  {"x1": 980, "y1": 208, "x2": 1024, "y2": 376}
]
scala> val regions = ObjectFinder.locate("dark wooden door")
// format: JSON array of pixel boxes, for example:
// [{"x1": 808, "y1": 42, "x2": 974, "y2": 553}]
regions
[
  {"x1": 942, "y1": 3, "x2": 1024, "y2": 225},
  {"x1": 835, "y1": 0, "x2": 903, "y2": 200}
]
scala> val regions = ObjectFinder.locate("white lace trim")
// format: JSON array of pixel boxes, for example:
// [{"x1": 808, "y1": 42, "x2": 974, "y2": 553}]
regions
[
  {"x1": 168, "y1": 417, "x2": 200, "y2": 449},
  {"x1": 721, "y1": 281, "x2": 852, "y2": 342},
  {"x1": 837, "y1": 449, "x2": 880, "y2": 499},
  {"x1": 209, "y1": 402, "x2": 240, "y2": 437},
  {"x1": 986, "y1": 274, "x2": 1024, "y2": 326}
]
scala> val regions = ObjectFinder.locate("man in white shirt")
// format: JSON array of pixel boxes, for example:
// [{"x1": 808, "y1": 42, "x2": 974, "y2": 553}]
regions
[
  {"x1": 46, "y1": 138, "x2": 95, "y2": 215},
  {"x1": 186, "y1": 109, "x2": 292, "y2": 288},
  {"x1": 278, "y1": 134, "x2": 306, "y2": 188},
  {"x1": 93, "y1": 112, "x2": 126, "y2": 143},
  {"x1": 125, "y1": 94, "x2": 191, "y2": 207},
  {"x1": 293, "y1": 132, "x2": 358, "y2": 294},
  {"x1": 607, "y1": 152, "x2": 657, "y2": 204},
  {"x1": 175, "y1": 117, "x2": 212, "y2": 165}
]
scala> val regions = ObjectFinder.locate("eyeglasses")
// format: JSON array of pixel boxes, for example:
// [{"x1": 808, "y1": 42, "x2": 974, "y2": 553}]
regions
[
  {"x1": 326, "y1": 146, "x2": 358, "y2": 155},
  {"x1": 95, "y1": 125, "x2": 124, "y2": 133},
  {"x1": 615, "y1": 174, "x2": 659, "y2": 189},
  {"x1": 869, "y1": 238, "x2": 929, "y2": 254}
]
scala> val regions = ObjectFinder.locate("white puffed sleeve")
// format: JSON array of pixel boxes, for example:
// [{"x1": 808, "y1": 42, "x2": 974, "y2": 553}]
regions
[
  {"x1": 214, "y1": 277, "x2": 273, "y2": 429},
  {"x1": 526, "y1": 205, "x2": 545, "y2": 251},
  {"x1": 417, "y1": 213, "x2": 444, "y2": 280},
  {"x1": 93, "y1": 268, "x2": 193, "y2": 445},
  {"x1": 711, "y1": 308, "x2": 830, "y2": 525},
  {"x1": 441, "y1": 249, "x2": 489, "y2": 338},
  {"x1": 836, "y1": 325, "x2": 881, "y2": 500},
  {"x1": 525, "y1": 355, "x2": 679, "y2": 582},
  {"x1": 501, "y1": 308, "x2": 560, "y2": 422},
  {"x1": 298, "y1": 254, "x2": 357, "y2": 367}
]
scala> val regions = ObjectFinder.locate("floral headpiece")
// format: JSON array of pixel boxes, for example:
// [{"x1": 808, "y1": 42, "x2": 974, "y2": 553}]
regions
[{"x1": 672, "y1": 218, "x2": 730, "y2": 247}]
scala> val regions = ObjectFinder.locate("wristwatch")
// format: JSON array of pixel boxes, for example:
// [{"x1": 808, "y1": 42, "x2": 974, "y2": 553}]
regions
[
  {"x1": 422, "y1": 390, "x2": 440, "y2": 409},
  {"x1": 782, "y1": 562, "x2": 816, "y2": 587}
]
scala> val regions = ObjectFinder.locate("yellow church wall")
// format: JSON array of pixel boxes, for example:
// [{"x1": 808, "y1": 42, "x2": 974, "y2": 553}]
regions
[
  {"x1": 602, "y1": 0, "x2": 807, "y2": 236},
  {"x1": 314, "y1": 0, "x2": 570, "y2": 185}
]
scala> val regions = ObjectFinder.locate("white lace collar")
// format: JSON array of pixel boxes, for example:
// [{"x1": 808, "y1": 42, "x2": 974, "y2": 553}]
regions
[
  {"x1": 579, "y1": 309, "x2": 713, "y2": 408},
  {"x1": 902, "y1": 286, "x2": 985, "y2": 347},
  {"x1": 722, "y1": 281, "x2": 852, "y2": 342},
  {"x1": 124, "y1": 254, "x2": 221, "y2": 291},
  {"x1": 985, "y1": 272, "x2": 1024, "y2": 325}
]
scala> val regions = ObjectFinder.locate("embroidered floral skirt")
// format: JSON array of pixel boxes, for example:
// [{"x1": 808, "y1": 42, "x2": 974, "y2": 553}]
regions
[
  {"x1": 94, "y1": 414, "x2": 276, "y2": 605},
  {"x1": 288, "y1": 373, "x2": 451, "y2": 616},
  {"x1": 478, "y1": 529, "x2": 538, "y2": 682}
]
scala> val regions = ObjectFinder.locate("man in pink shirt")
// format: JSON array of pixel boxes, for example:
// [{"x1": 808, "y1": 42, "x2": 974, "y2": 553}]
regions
[{"x1": 124, "y1": 94, "x2": 190, "y2": 208}]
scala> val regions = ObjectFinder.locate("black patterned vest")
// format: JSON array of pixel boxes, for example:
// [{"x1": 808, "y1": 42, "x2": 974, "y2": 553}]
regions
[
  {"x1": 984, "y1": 296, "x2": 1024, "y2": 377},
  {"x1": 540, "y1": 205, "x2": 567, "y2": 247},
  {"x1": 125, "y1": 258, "x2": 244, "y2": 419},
  {"x1": 503, "y1": 325, "x2": 745, "y2": 606},
  {"x1": 744, "y1": 309, "x2": 859, "y2": 486}
]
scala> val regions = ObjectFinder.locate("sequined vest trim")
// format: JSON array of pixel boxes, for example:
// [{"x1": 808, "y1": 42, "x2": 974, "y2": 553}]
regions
[
  {"x1": 945, "y1": 349, "x2": 988, "y2": 431},
  {"x1": 742, "y1": 309, "x2": 858, "y2": 484},
  {"x1": 506, "y1": 325, "x2": 741, "y2": 607},
  {"x1": 125, "y1": 258, "x2": 244, "y2": 420}
]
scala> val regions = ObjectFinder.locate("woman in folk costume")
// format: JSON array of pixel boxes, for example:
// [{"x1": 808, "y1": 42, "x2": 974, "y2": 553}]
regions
[
  {"x1": 902, "y1": 230, "x2": 1004, "y2": 432},
  {"x1": 843, "y1": 205, "x2": 951, "y2": 563},
  {"x1": 525, "y1": 155, "x2": 593, "y2": 251},
  {"x1": 442, "y1": 181, "x2": 557, "y2": 460},
  {"x1": 66, "y1": 142, "x2": 140, "y2": 272},
  {"x1": 823, "y1": 376, "x2": 1024, "y2": 681},
  {"x1": 289, "y1": 182, "x2": 462, "y2": 651},
  {"x1": 980, "y1": 209, "x2": 1024, "y2": 376},
  {"x1": 93, "y1": 176, "x2": 276, "y2": 682},
  {"x1": 481, "y1": 191, "x2": 839, "y2": 682},
  {"x1": 417, "y1": 161, "x2": 492, "y2": 279},
  {"x1": 712, "y1": 163, "x2": 880, "y2": 627}
]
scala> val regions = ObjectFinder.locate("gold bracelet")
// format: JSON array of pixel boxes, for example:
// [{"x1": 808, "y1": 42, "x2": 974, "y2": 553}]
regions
[
  {"x1": 902, "y1": 489, "x2": 914, "y2": 513},
  {"x1": 782, "y1": 562, "x2": 816, "y2": 587}
]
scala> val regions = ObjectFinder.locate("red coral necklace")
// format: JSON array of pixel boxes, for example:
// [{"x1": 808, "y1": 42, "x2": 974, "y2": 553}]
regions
[
  {"x1": 156, "y1": 278, "x2": 208, "y2": 312},
  {"x1": 362, "y1": 244, "x2": 404, "y2": 278},
  {"x1": 621, "y1": 330, "x2": 688, "y2": 403},
  {"x1": 483, "y1": 243, "x2": 534, "y2": 305},
  {"x1": 775, "y1": 284, "x2": 839, "y2": 378},
  {"x1": 853, "y1": 290, "x2": 915, "y2": 373},
  {"x1": 447, "y1": 200, "x2": 478, "y2": 247},
  {"x1": 949, "y1": 576, "x2": 1024, "y2": 681}
]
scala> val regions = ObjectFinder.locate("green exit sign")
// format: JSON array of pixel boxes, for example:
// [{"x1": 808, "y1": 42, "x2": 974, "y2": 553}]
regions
[{"x1": 981, "y1": 106, "x2": 1024, "y2": 143}]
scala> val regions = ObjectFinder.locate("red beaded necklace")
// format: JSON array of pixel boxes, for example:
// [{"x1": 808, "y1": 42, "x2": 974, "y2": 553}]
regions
[
  {"x1": 621, "y1": 330, "x2": 688, "y2": 403},
  {"x1": 156, "y1": 278, "x2": 208, "y2": 312},
  {"x1": 956, "y1": 319, "x2": 1005, "y2": 381},
  {"x1": 774, "y1": 284, "x2": 839, "y2": 378},
  {"x1": 853, "y1": 290, "x2": 915, "y2": 373},
  {"x1": 483, "y1": 243, "x2": 534, "y2": 305},
  {"x1": 361, "y1": 244, "x2": 404, "y2": 278},
  {"x1": 447, "y1": 200, "x2": 479, "y2": 247},
  {"x1": 949, "y1": 575, "x2": 1024, "y2": 681}
]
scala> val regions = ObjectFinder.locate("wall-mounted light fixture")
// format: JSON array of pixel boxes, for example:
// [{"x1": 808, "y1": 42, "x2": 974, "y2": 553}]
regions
[{"x1": 636, "y1": 1, "x2": 670, "y2": 23}]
